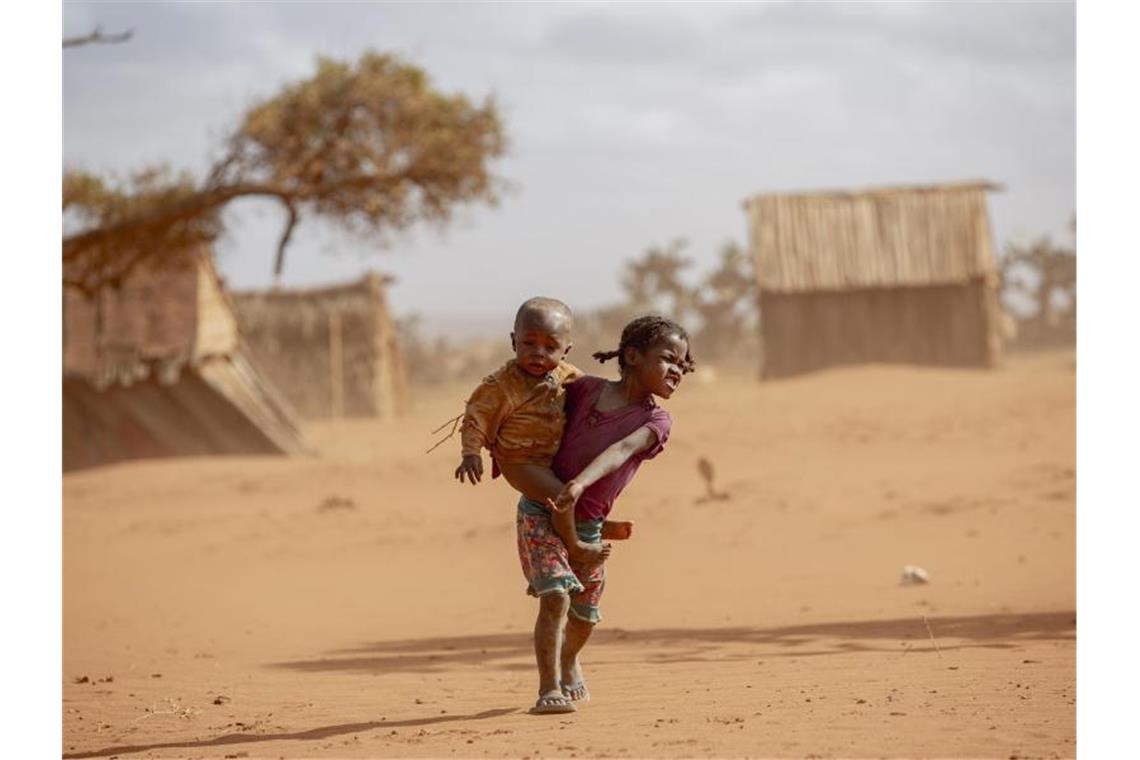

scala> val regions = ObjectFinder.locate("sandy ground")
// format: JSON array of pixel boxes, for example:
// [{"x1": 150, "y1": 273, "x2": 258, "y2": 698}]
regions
[{"x1": 63, "y1": 351, "x2": 1075, "y2": 759}]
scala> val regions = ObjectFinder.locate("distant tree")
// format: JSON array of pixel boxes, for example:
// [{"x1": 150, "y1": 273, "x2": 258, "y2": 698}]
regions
[
  {"x1": 691, "y1": 240, "x2": 758, "y2": 362},
  {"x1": 63, "y1": 51, "x2": 507, "y2": 296},
  {"x1": 619, "y1": 238, "x2": 695, "y2": 318},
  {"x1": 594, "y1": 238, "x2": 758, "y2": 366},
  {"x1": 1000, "y1": 228, "x2": 1076, "y2": 330}
]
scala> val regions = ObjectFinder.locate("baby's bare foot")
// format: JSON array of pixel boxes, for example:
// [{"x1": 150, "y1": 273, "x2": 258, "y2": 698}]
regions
[
  {"x1": 602, "y1": 520, "x2": 634, "y2": 540},
  {"x1": 573, "y1": 541, "x2": 611, "y2": 567}
]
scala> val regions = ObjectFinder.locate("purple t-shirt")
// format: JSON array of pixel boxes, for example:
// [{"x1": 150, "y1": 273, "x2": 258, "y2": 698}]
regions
[{"x1": 552, "y1": 376, "x2": 673, "y2": 522}]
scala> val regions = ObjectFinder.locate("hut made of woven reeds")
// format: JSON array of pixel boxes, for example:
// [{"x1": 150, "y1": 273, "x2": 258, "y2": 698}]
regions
[
  {"x1": 743, "y1": 180, "x2": 1005, "y2": 379},
  {"x1": 231, "y1": 273, "x2": 408, "y2": 420},
  {"x1": 63, "y1": 246, "x2": 307, "y2": 471}
]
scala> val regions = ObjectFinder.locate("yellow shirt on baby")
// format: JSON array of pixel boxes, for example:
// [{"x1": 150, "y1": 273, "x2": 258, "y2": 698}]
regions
[{"x1": 459, "y1": 359, "x2": 583, "y2": 468}]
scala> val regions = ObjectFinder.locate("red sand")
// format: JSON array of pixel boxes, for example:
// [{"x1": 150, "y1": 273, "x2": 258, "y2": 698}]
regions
[{"x1": 63, "y1": 351, "x2": 1075, "y2": 758}]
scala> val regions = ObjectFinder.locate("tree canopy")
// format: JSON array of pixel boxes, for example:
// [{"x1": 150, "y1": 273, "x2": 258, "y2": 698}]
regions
[
  {"x1": 1001, "y1": 233, "x2": 1076, "y2": 328},
  {"x1": 63, "y1": 51, "x2": 507, "y2": 296}
]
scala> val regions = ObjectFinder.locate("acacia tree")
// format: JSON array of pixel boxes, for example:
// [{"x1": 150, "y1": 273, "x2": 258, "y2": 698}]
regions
[
  {"x1": 63, "y1": 51, "x2": 506, "y2": 296},
  {"x1": 691, "y1": 241, "x2": 757, "y2": 361},
  {"x1": 1000, "y1": 224, "x2": 1076, "y2": 331},
  {"x1": 619, "y1": 238, "x2": 695, "y2": 318},
  {"x1": 589, "y1": 238, "x2": 759, "y2": 366}
]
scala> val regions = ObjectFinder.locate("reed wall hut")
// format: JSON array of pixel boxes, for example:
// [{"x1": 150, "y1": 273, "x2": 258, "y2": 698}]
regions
[
  {"x1": 231, "y1": 274, "x2": 408, "y2": 420},
  {"x1": 743, "y1": 181, "x2": 1005, "y2": 379},
  {"x1": 63, "y1": 247, "x2": 307, "y2": 471}
]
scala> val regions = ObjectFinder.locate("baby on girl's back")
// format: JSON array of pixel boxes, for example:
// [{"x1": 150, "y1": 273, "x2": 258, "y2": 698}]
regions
[
  {"x1": 454, "y1": 296, "x2": 694, "y2": 714},
  {"x1": 455, "y1": 298, "x2": 630, "y2": 555}
]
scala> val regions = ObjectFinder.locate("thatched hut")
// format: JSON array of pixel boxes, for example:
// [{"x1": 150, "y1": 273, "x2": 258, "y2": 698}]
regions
[
  {"x1": 743, "y1": 180, "x2": 1005, "y2": 379},
  {"x1": 63, "y1": 247, "x2": 307, "y2": 471},
  {"x1": 231, "y1": 274, "x2": 408, "y2": 420}
]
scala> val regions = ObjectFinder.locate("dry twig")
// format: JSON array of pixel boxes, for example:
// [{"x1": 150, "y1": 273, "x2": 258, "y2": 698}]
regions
[
  {"x1": 426, "y1": 413, "x2": 463, "y2": 454},
  {"x1": 133, "y1": 697, "x2": 198, "y2": 723},
  {"x1": 63, "y1": 27, "x2": 133, "y2": 48}
]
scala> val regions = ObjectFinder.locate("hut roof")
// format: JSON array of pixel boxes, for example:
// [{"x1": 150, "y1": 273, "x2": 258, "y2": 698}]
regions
[
  {"x1": 743, "y1": 180, "x2": 1003, "y2": 293},
  {"x1": 62, "y1": 246, "x2": 306, "y2": 467},
  {"x1": 232, "y1": 272, "x2": 394, "y2": 302},
  {"x1": 229, "y1": 271, "x2": 407, "y2": 420},
  {"x1": 231, "y1": 272, "x2": 394, "y2": 325}
]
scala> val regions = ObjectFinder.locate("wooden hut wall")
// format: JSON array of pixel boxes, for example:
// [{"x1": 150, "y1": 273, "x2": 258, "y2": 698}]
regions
[
  {"x1": 63, "y1": 258, "x2": 200, "y2": 384},
  {"x1": 758, "y1": 278, "x2": 998, "y2": 379},
  {"x1": 364, "y1": 278, "x2": 408, "y2": 419},
  {"x1": 744, "y1": 182, "x2": 1004, "y2": 378},
  {"x1": 193, "y1": 256, "x2": 240, "y2": 359},
  {"x1": 232, "y1": 278, "x2": 407, "y2": 419}
]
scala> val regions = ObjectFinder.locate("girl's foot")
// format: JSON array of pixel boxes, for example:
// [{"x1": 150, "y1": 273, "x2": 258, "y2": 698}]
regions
[
  {"x1": 601, "y1": 520, "x2": 634, "y2": 540},
  {"x1": 560, "y1": 657, "x2": 589, "y2": 702},
  {"x1": 529, "y1": 690, "x2": 576, "y2": 714},
  {"x1": 561, "y1": 679, "x2": 590, "y2": 702}
]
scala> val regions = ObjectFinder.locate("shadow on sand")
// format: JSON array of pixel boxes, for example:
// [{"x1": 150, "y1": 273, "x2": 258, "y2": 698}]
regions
[
  {"x1": 62, "y1": 707, "x2": 519, "y2": 759},
  {"x1": 67, "y1": 612, "x2": 1073, "y2": 758},
  {"x1": 272, "y1": 610, "x2": 1076, "y2": 675}
]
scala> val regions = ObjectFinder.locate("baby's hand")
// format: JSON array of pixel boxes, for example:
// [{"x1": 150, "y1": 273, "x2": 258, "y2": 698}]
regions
[
  {"x1": 545, "y1": 480, "x2": 585, "y2": 513},
  {"x1": 455, "y1": 454, "x2": 484, "y2": 485}
]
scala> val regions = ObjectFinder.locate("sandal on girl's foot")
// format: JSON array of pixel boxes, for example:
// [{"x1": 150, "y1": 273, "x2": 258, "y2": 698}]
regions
[
  {"x1": 560, "y1": 680, "x2": 590, "y2": 702},
  {"x1": 529, "y1": 692, "x2": 577, "y2": 715}
]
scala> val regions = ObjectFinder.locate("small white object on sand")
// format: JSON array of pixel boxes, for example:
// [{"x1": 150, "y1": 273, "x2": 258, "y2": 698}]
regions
[{"x1": 900, "y1": 565, "x2": 930, "y2": 585}]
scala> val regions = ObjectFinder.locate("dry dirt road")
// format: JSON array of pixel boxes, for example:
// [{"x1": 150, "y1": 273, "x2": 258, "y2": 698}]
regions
[{"x1": 63, "y1": 351, "x2": 1075, "y2": 759}]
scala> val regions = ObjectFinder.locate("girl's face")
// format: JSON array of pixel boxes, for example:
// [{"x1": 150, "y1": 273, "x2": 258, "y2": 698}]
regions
[{"x1": 627, "y1": 333, "x2": 688, "y2": 399}]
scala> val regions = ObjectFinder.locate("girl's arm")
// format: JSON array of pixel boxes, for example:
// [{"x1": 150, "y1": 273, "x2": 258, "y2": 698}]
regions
[{"x1": 546, "y1": 425, "x2": 658, "y2": 513}]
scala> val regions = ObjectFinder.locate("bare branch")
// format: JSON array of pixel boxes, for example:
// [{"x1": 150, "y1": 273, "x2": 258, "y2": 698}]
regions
[
  {"x1": 272, "y1": 201, "x2": 300, "y2": 281},
  {"x1": 62, "y1": 170, "x2": 431, "y2": 265},
  {"x1": 62, "y1": 183, "x2": 295, "y2": 262},
  {"x1": 63, "y1": 26, "x2": 134, "y2": 49}
]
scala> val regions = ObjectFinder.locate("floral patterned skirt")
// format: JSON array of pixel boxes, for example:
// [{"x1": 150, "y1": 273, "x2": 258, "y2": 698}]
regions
[{"x1": 516, "y1": 497, "x2": 605, "y2": 623}]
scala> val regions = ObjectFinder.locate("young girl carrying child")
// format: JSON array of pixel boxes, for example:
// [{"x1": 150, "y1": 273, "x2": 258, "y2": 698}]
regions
[{"x1": 519, "y1": 315, "x2": 694, "y2": 714}]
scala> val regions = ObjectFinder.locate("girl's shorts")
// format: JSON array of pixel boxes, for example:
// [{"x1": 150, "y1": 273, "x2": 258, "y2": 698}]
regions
[{"x1": 516, "y1": 497, "x2": 605, "y2": 624}]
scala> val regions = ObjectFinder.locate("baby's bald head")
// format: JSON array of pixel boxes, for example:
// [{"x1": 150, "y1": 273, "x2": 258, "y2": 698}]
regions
[
  {"x1": 511, "y1": 297, "x2": 574, "y2": 377},
  {"x1": 514, "y1": 297, "x2": 573, "y2": 335}
]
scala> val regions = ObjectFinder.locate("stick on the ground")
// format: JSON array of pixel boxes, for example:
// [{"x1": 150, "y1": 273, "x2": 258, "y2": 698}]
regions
[
  {"x1": 922, "y1": 615, "x2": 943, "y2": 658},
  {"x1": 132, "y1": 697, "x2": 196, "y2": 722}
]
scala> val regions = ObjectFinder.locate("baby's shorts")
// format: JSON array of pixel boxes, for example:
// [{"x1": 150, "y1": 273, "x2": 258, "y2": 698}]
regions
[{"x1": 515, "y1": 496, "x2": 605, "y2": 624}]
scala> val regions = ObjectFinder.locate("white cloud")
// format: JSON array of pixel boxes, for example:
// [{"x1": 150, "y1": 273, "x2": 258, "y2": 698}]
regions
[{"x1": 62, "y1": 1, "x2": 1075, "y2": 321}]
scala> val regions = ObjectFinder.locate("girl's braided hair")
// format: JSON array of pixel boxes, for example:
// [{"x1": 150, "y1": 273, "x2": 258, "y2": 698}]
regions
[{"x1": 592, "y1": 315, "x2": 696, "y2": 374}]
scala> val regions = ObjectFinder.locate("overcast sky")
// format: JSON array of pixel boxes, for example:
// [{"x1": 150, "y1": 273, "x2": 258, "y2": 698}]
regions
[{"x1": 63, "y1": 1, "x2": 1075, "y2": 336}]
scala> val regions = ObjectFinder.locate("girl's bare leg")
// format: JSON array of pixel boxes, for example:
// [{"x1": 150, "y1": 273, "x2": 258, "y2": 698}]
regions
[
  {"x1": 559, "y1": 614, "x2": 595, "y2": 700},
  {"x1": 535, "y1": 593, "x2": 570, "y2": 700}
]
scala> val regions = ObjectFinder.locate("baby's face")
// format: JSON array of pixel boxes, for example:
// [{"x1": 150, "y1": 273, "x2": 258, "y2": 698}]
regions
[{"x1": 512, "y1": 312, "x2": 572, "y2": 377}]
